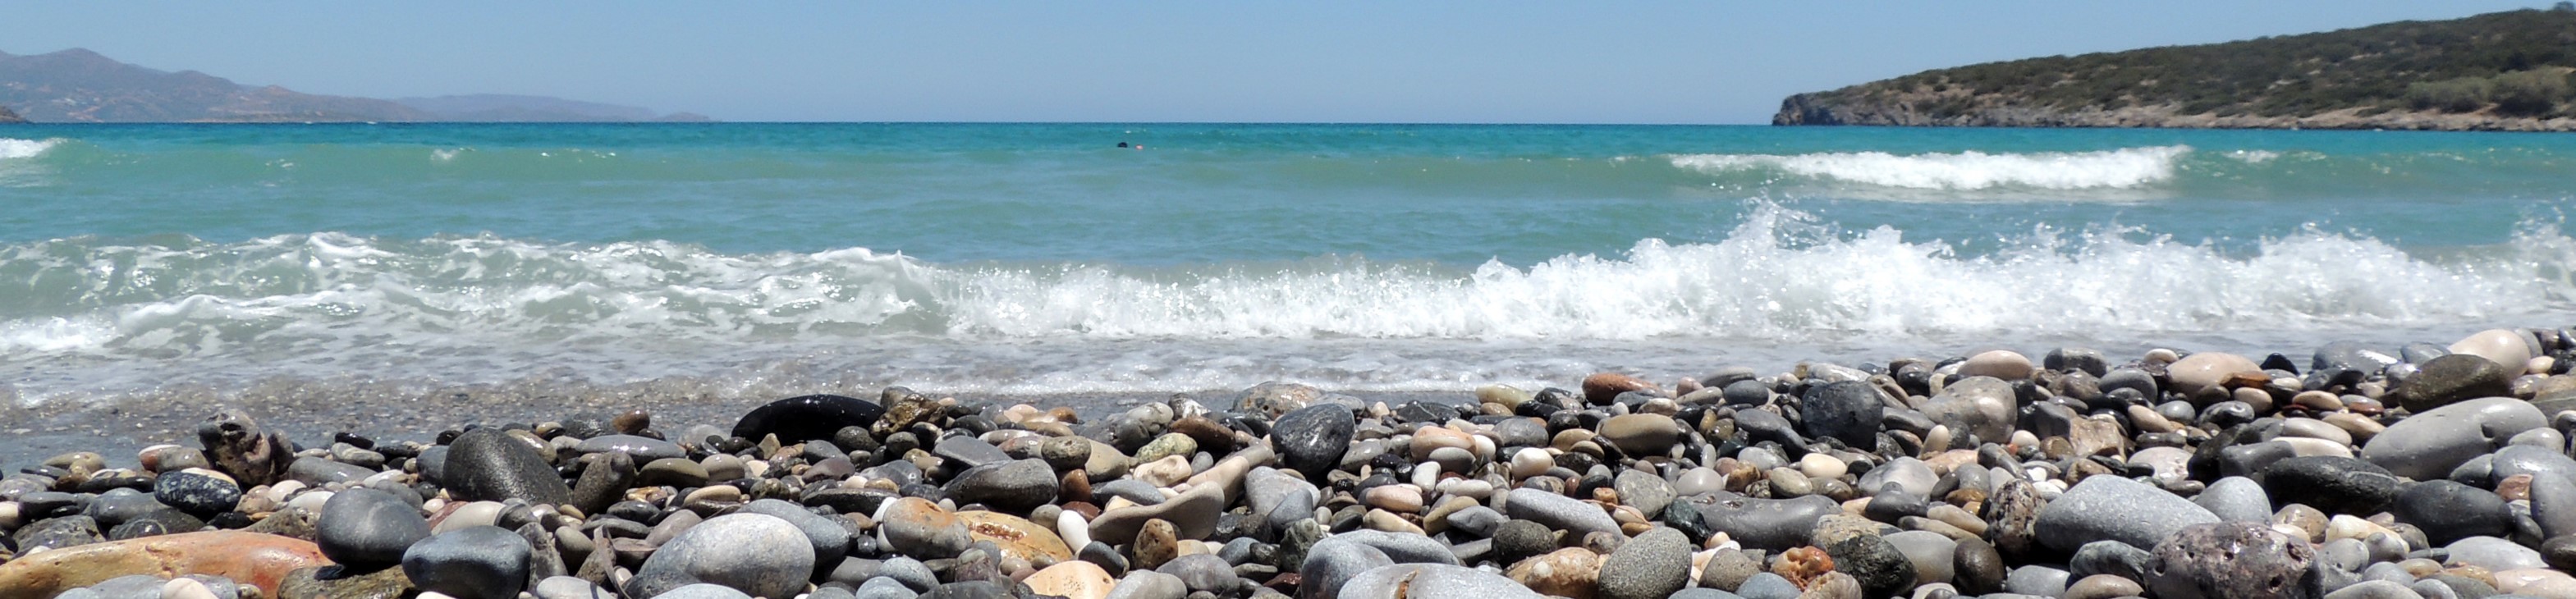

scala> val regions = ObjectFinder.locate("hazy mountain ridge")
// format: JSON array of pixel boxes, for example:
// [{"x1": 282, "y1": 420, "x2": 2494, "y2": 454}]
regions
[
  {"x1": 0, "y1": 48, "x2": 705, "y2": 123},
  {"x1": 1775, "y1": 7, "x2": 2576, "y2": 130}
]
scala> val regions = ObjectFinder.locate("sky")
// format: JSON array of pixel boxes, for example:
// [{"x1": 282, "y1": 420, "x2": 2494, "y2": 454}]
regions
[{"x1": 0, "y1": 2, "x2": 2552, "y2": 123}]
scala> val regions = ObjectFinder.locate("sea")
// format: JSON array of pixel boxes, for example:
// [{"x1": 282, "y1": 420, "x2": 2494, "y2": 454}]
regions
[{"x1": 2, "y1": 123, "x2": 2574, "y2": 419}]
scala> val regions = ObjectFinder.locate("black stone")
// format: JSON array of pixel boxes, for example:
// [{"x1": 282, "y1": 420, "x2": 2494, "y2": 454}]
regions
[
  {"x1": 1798, "y1": 381, "x2": 1885, "y2": 448},
  {"x1": 1824, "y1": 535, "x2": 1914, "y2": 599},
  {"x1": 1953, "y1": 537, "x2": 2009, "y2": 596},
  {"x1": 1491, "y1": 519, "x2": 1557, "y2": 566},
  {"x1": 13, "y1": 514, "x2": 103, "y2": 550},
  {"x1": 2395, "y1": 354, "x2": 2515, "y2": 413},
  {"x1": 155, "y1": 469, "x2": 244, "y2": 519},
  {"x1": 442, "y1": 428, "x2": 573, "y2": 505},
  {"x1": 81, "y1": 488, "x2": 167, "y2": 528},
  {"x1": 733, "y1": 394, "x2": 888, "y2": 444},
  {"x1": 943, "y1": 459, "x2": 1059, "y2": 512},
  {"x1": 2261, "y1": 456, "x2": 2401, "y2": 516},
  {"x1": 319, "y1": 487, "x2": 432, "y2": 567},
  {"x1": 403, "y1": 526, "x2": 534, "y2": 599},
  {"x1": 2392, "y1": 480, "x2": 2511, "y2": 545},
  {"x1": 1272, "y1": 405, "x2": 1356, "y2": 479},
  {"x1": 2069, "y1": 540, "x2": 2155, "y2": 582}
]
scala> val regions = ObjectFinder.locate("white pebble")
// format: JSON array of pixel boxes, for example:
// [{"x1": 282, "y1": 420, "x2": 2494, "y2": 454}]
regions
[
  {"x1": 1797, "y1": 454, "x2": 1846, "y2": 479},
  {"x1": 162, "y1": 578, "x2": 219, "y2": 599},
  {"x1": 285, "y1": 490, "x2": 334, "y2": 514},
  {"x1": 1057, "y1": 510, "x2": 1092, "y2": 551},
  {"x1": 1509, "y1": 448, "x2": 1554, "y2": 479}
]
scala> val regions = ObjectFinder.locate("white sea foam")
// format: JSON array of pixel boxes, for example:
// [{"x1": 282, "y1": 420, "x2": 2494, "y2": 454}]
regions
[
  {"x1": 2225, "y1": 149, "x2": 2282, "y2": 164},
  {"x1": 0, "y1": 138, "x2": 59, "y2": 160},
  {"x1": 1669, "y1": 145, "x2": 2190, "y2": 190},
  {"x1": 3, "y1": 207, "x2": 2572, "y2": 403}
]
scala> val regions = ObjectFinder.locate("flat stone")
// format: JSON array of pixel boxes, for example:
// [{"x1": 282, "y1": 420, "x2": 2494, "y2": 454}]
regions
[
  {"x1": 880, "y1": 497, "x2": 972, "y2": 560},
  {"x1": 954, "y1": 510, "x2": 1074, "y2": 564},
  {"x1": 1684, "y1": 492, "x2": 1842, "y2": 551},
  {"x1": 1103, "y1": 570, "x2": 1186, "y2": 599},
  {"x1": 933, "y1": 437, "x2": 1015, "y2": 469},
  {"x1": 153, "y1": 469, "x2": 243, "y2": 519},
  {"x1": 2035, "y1": 475, "x2": 2218, "y2": 552},
  {"x1": 2169, "y1": 352, "x2": 2262, "y2": 399},
  {"x1": 1506, "y1": 547, "x2": 1601, "y2": 599},
  {"x1": 2396, "y1": 354, "x2": 2516, "y2": 412},
  {"x1": 733, "y1": 394, "x2": 886, "y2": 444},
  {"x1": 1338, "y1": 563, "x2": 1547, "y2": 599},
  {"x1": 1598, "y1": 414, "x2": 1681, "y2": 455},
  {"x1": 1503, "y1": 487, "x2": 1620, "y2": 539},
  {"x1": 651, "y1": 584, "x2": 755, "y2": 599},
  {"x1": 1960, "y1": 350, "x2": 2036, "y2": 381},
  {"x1": 401, "y1": 526, "x2": 533, "y2": 599},
  {"x1": 2446, "y1": 535, "x2": 2546, "y2": 570},
  {"x1": 1025, "y1": 560, "x2": 1116, "y2": 599},
  {"x1": 1854, "y1": 458, "x2": 1937, "y2": 498},
  {"x1": 944, "y1": 459, "x2": 1059, "y2": 511},
  {"x1": 2392, "y1": 480, "x2": 2510, "y2": 544},
  {"x1": 1313, "y1": 529, "x2": 1460, "y2": 566},
  {"x1": 2262, "y1": 456, "x2": 2402, "y2": 516},
  {"x1": 2361, "y1": 397, "x2": 2544, "y2": 480},
  {"x1": 0, "y1": 531, "x2": 326, "y2": 598},
  {"x1": 277, "y1": 564, "x2": 415, "y2": 599},
  {"x1": 1088, "y1": 445, "x2": 1269, "y2": 546}
]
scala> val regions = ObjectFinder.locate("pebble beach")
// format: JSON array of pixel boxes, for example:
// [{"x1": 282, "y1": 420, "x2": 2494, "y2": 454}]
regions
[{"x1": 5, "y1": 327, "x2": 2576, "y2": 599}]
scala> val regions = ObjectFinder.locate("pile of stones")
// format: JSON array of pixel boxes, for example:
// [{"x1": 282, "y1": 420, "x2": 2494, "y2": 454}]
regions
[{"x1": 6, "y1": 327, "x2": 2576, "y2": 599}]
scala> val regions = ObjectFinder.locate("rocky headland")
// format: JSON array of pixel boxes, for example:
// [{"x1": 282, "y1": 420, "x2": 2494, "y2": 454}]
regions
[
  {"x1": 6, "y1": 327, "x2": 2576, "y2": 599},
  {"x1": 1777, "y1": 7, "x2": 2576, "y2": 132},
  {"x1": 0, "y1": 106, "x2": 23, "y2": 124}
]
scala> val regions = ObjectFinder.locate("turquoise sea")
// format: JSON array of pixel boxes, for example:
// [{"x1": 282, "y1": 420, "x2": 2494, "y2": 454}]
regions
[{"x1": 2, "y1": 123, "x2": 2573, "y2": 406}]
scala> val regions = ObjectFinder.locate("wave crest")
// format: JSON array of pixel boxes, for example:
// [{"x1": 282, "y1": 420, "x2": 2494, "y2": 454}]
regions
[
  {"x1": 0, "y1": 138, "x2": 62, "y2": 160},
  {"x1": 1668, "y1": 145, "x2": 2190, "y2": 190}
]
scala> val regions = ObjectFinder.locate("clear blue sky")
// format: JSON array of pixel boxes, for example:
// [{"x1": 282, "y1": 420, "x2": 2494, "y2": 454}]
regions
[{"x1": 0, "y1": 2, "x2": 2549, "y2": 123}]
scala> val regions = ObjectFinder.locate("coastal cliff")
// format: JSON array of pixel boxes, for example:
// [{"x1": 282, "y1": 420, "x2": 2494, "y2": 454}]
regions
[{"x1": 1776, "y1": 7, "x2": 2576, "y2": 131}]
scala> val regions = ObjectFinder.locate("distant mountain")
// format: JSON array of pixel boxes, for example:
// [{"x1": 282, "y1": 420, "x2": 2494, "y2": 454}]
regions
[
  {"x1": 1776, "y1": 7, "x2": 2576, "y2": 131},
  {"x1": 0, "y1": 104, "x2": 22, "y2": 124},
  {"x1": 0, "y1": 48, "x2": 707, "y2": 123},
  {"x1": 395, "y1": 94, "x2": 709, "y2": 122}
]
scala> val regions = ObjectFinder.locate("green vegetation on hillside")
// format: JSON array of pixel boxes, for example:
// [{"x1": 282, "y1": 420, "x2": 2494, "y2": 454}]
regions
[{"x1": 1838, "y1": 5, "x2": 2576, "y2": 120}]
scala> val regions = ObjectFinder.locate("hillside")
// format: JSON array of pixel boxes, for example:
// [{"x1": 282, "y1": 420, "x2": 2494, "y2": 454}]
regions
[
  {"x1": 1776, "y1": 6, "x2": 2576, "y2": 130},
  {"x1": 0, "y1": 48, "x2": 705, "y2": 123},
  {"x1": 0, "y1": 105, "x2": 21, "y2": 123},
  {"x1": 396, "y1": 94, "x2": 718, "y2": 122}
]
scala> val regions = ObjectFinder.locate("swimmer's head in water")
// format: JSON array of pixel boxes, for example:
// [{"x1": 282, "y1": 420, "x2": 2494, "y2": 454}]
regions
[{"x1": 1117, "y1": 142, "x2": 1130, "y2": 148}]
